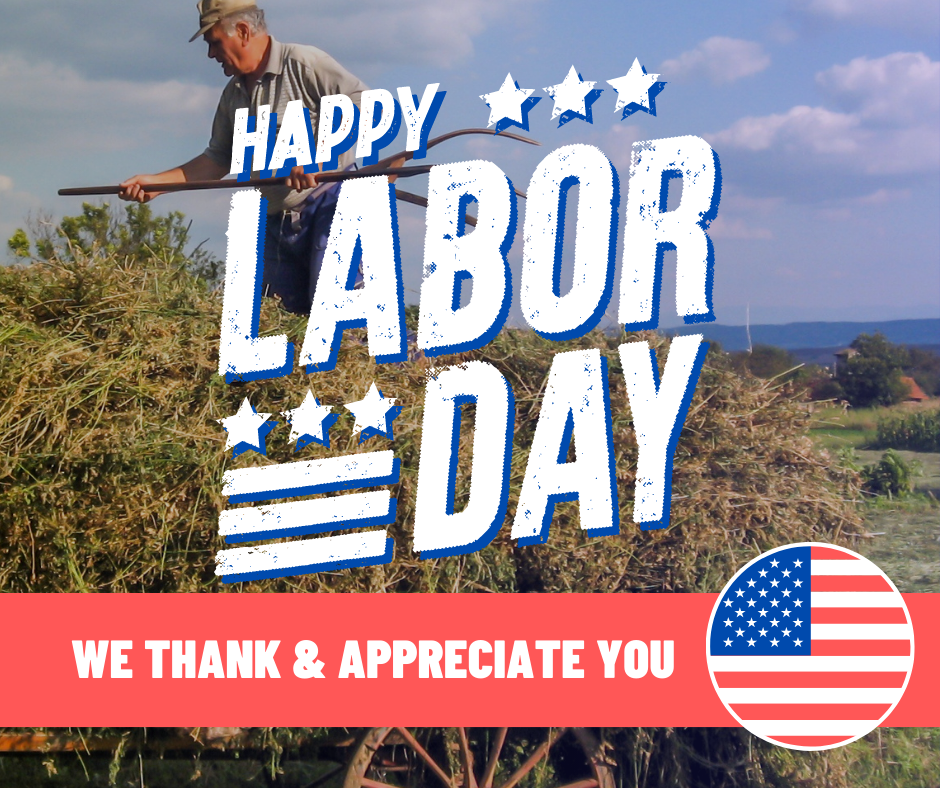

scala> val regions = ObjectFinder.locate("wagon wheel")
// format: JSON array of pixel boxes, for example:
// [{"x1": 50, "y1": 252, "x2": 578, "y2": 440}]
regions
[{"x1": 342, "y1": 726, "x2": 615, "y2": 788}]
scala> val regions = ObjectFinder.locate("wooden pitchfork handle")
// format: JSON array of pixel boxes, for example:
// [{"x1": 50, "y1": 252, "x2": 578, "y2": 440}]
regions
[{"x1": 58, "y1": 128, "x2": 539, "y2": 198}]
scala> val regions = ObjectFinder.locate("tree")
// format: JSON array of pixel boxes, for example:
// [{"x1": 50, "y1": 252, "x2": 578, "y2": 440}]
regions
[
  {"x1": 728, "y1": 344, "x2": 801, "y2": 379},
  {"x1": 836, "y1": 333, "x2": 908, "y2": 408},
  {"x1": 6, "y1": 202, "x2": 222, "y2": 287}
]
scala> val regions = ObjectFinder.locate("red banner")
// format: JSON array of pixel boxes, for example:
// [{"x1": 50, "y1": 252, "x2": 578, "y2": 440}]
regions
[{"x1": 3, "y1": 593, "x2": 935, "y2": 726}]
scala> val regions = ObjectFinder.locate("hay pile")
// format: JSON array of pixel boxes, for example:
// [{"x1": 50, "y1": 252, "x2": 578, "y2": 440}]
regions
[
  {"x1": 3, "y1": 241, "x2": 937, "y2": 788},
  {"x1": 0, "y1": 247, "x2": 864, "y2": 593}
]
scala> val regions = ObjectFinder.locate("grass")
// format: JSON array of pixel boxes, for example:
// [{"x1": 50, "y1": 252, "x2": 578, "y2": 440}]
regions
[{"x1": 809, "y1": 401, "x2": 940, "y2": 452}]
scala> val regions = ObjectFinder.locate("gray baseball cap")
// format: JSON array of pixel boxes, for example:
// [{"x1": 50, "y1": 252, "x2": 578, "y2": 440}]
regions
[{"x1": 189, "y1": 0, "x2": 258, "y2": 42}]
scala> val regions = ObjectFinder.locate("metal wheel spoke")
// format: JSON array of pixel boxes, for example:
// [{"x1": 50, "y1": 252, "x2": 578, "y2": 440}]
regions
[
  {"x1": 393, "y1": 727, "x2": 455, "y2": 788},
  {"x1": 495, "y1": 727, "x2": 567, "y2": 788},
  {"x1": 480, "y1": 727, "x2": 508, "y2": 788}
]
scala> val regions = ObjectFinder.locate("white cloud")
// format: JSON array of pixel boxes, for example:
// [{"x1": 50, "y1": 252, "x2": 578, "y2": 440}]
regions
[
  {"x1": 660, "y1": 37, "x2": 770, "y2": 84},
  {"x1": 0, "y1": 54, "x2": 218, "y2": 155},
  {"x1": 708, "y1": 52, "x2": 940, "y2": 176},
  {"x1": 264, "y1": 0, "x2": 543, "y2": 71},
  {"x1": 852, "y1": 187, "x2": 911, "y2": 205},
  {"x1": 791, "y1": 0, "x2": 939, "y2": 33},
  {"x1": 708, "y1": 215, "x2": 773, "y2": 240},
  {"x1": 816, "y1": 52, "x2": 940, "y2": 125},
  {"x1": 0, "y1": 0, "x2": 543, "y2": 87},
  {"x1": 600, "y1": 124, "x2": 645, "y2": 172}
]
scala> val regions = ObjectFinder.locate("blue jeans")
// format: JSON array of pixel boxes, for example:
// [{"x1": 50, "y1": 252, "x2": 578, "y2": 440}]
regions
[{"x1": 261, "y1": 182, "x2": 364, "y2": 315}]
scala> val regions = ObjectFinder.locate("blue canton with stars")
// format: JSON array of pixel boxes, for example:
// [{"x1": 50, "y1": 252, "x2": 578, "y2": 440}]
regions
[{"x1": 710, "y1": 545, "x2": 811, "y2": 656}]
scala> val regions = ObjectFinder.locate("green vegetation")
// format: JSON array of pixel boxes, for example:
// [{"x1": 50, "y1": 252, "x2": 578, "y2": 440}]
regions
[
  {"x1": 858, "y1": 449, "x2": 920, "y2": 497},
  {"x1": 7, "y1": 201, "x2": 222, "y2": 285},
  {"x1": 836, "y1": 333, "x2": 909, "y2": 408},
  {"x1": 875, "y1": 407, "x2": 940, "y2": 452},
  {"x1": 809, "y1": 403, "x2": 883, "y2": 451},
  {"x1": 726, "y1": 343, "x2": 803, "y2": 380}
]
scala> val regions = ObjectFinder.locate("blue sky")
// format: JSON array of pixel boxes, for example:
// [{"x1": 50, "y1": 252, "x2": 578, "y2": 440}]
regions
[{"x1": 1, "y1": 0, "x2": 937, "y2": 327}]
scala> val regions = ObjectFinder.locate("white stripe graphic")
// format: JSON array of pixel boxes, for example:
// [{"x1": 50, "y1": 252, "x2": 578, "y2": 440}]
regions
[
  {"x1": 811, "y1": 592, "x2": 901, "y2": 607},
  {"x1": 219, "y1": 490, "x2": 391, "y2": 539},
  {"x1": 216, "y1": 530, "x2": 389, "y2": 576},
  {"x1": 810, "y1": 623, "x2": 913, "y2": 640},
  {"x1": 709, "y1": 655, "x2": 913, "y2": 672},
  {"x1": 719, "y1": 688, "x2": 903, "y2": 704},
  {"x1": 743, "y1": 720, "x2": 875, "y2": 737},
  {"x1": 811, "y1": 560, "x2": 881, "y2": 576},
  {"x1": 222, "y1": 451, "x2": 395, "y2": 499}
]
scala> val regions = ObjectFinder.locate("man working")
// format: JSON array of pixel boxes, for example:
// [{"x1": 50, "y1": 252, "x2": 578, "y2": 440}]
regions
[{"x1": 120, "y1": 0, "x2": 369, "y2": 314}]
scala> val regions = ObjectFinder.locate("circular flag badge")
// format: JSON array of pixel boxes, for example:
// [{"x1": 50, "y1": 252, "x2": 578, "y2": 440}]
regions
[{"x1": 706, "y1": 543, "x2": 914, "y2": 751}]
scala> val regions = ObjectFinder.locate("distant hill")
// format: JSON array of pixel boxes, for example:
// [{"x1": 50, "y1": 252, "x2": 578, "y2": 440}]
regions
[{"x1": 670, "y1": 318, "x2": 940, "y2": 352}]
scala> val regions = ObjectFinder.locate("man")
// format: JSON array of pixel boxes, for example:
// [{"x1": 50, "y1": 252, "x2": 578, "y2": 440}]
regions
[{"x1": 120, "y1": 0, "x2": 369, "y2": 314}]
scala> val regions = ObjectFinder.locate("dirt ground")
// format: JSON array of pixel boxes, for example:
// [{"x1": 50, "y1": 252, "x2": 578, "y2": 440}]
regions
[{"x1": 852, "y1": 450, "x2": 939, "y2": 592}]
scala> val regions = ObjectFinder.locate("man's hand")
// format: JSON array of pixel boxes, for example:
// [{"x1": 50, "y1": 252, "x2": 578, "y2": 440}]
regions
[
  {"x1": 286, "y1": 165, "x2": 319, "y2": 192},
  {"x1": 119, "y1": 174, "x2": 166, "y2": 203},
  {"x1": 118, "y1": 156, "x2": 228, "y2": 202}
]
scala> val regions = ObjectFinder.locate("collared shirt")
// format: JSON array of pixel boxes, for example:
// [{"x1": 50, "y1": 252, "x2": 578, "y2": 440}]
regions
[{"x1": 204, "y1": 36, "x2": 368, "y2": 213}]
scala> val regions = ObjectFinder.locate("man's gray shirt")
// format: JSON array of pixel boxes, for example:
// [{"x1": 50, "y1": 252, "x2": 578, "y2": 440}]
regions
[{"x1": 204, "y1": 37, "x2": 368, "y2": 213}]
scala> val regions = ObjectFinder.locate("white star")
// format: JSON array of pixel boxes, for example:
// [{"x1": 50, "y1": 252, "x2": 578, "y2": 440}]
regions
[
  {"x1": 770, "y1": 598, "x2": 779, "y2": 607},
  {"x1": 770, "y1": 559, "x2": 779, "y2": 568},
  {"x1": 759, "y1": 569, "x2": 768, "y2": 578},
  {"x1": 793, "y1": 638, "x2": 803, "y2": 647},
  {"x1": 218, "y1": 398, "x2": 274, "y2": 457},
  {"x1": 759, "y1": 609, "x2": 767, "y2": 617},
  {"x1": 770, "y1": 578, "x2": 779, "y2": 588},
  {"x1": 345, "y1": 383, "x2": 399, "y2": 442},
  {"x1": 782, "y1": 608, "x2": 791, "y2": 617},
  {"x1": 544, "y1": 65, "x2": 597, "y2": 120},
  {"x1": 793, "y1": 579, "x2": 803, "y2": 588},
  {"x1": 747, "y1": 638, "x2": 756, "y2": 647},
  {"x1": 794, "y1": 599, "x2": 803, "y2": 607},
  {"x1": 282, "y1": 390, "x2": 335, "y2": 450},
  {"x1": 747, "y1": 618, "x2": 756, "y2": 627},
  {"x1": 736, "y1": 608, "x2": 744, "y2": 617},
  {"x1": 770, "y1": 618, "x2": 779, "y2": 627},
  {"x1": 794, "y1": 559, "x2": 803, "y2": 568},
  {"x1": 782, "y1": 627, "x2": 791, "y2": 637},
  {"x1": 747, "y1": 599, "x2": 756, "y2": 607},
  {"x1": 771, "y1": 638, "x2": 779, "y2": 647},
  {"x1": 480, "y1": 73, "x2": 536, "y2": 130},
  {"x1": 747, "y1": 579, "x2": 756, "y2": 587},
  {"x1": 782, "y1": 588, "x2": 791, "y2": 597},
  {"x1": 759, "y1": 588, "x2": 768, "y2": 597},
  {"x1": 724, "y1": 618, "x2": 733, "y2": 627},
  {"x1": 782, "y1": 569, "x2": 791, "y2": 577},
  {"x1": 735, "y1": 588, "x2": 745, "y2": 597},
  {"x1": 724, "y1": 638, "x2": 733, "y2": 647},
  {"x1": 723, "y1": 599, "x2": 733, "y2": 607},
  {"x1": 759, "y1": 628, "x2": 767, "y2": 637},
  {"x1": 735, "y1": 628, "x2": 744, "y2": 637},
  {"x1": 607, "y1": 58, "x2": 659, "y2": 114},
  {"x1": 794, "y1": 619, "x2": 803, "y2": 628}
]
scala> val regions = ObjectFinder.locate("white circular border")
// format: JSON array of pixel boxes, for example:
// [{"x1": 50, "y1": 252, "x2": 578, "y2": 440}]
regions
[{"x1": 705, "y1": 542, "x2": 915, "y2": 751}]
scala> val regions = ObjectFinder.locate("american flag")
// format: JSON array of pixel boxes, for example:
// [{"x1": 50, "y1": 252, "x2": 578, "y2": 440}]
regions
[{"x1": 707, "y1": 543, "x2": 914, "y2": 750}]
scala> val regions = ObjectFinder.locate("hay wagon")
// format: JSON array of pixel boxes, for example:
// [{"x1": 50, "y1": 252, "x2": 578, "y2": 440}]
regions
[{"x1": 0, "y1": 727, "x2": 617, "y2": 787}]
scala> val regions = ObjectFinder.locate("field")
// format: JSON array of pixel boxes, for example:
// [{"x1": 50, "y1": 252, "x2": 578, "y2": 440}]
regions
[{"x1": 809, "y1": 404, "x2": 939, "y2": 592}]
